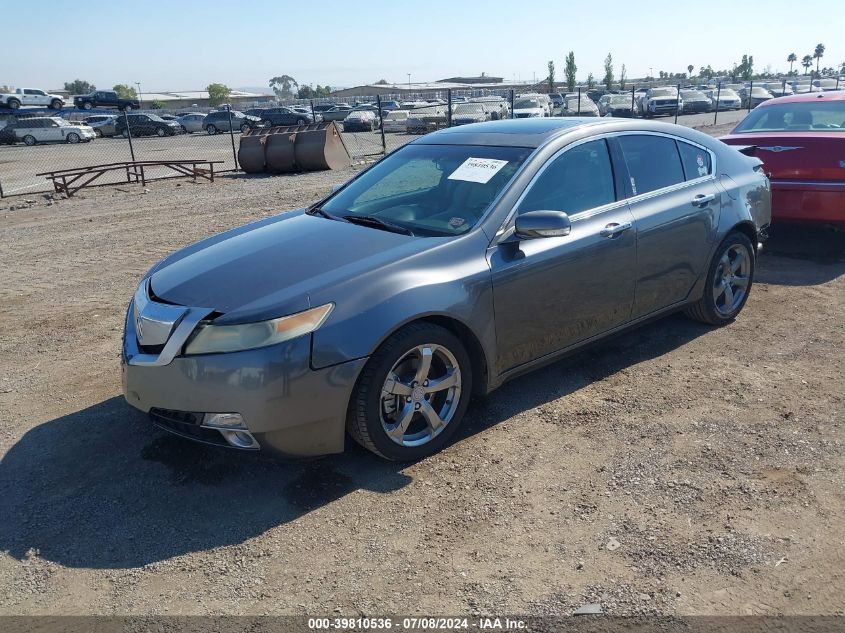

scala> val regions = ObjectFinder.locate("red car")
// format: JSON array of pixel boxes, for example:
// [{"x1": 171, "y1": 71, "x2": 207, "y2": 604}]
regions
[{"x1": 721, "y1": 91, "x2": 845, "y2": 225}]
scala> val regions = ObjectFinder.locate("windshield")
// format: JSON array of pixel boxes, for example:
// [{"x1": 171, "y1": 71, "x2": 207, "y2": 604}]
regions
[
  {"x1": 651, "y1": 88, "x2": 677, "y2": 97},
  {"x1": 732, "y1": 101, "x2": 845, "y2": 133},
  {"x1": 454, "y1": 104, "x2": 484, "y2": 115},
  {"x1": 319, "y1": 144, "x2": 531, "y2": 236},
  {"x1": 715, "y1": 89, "x2": 739, "y2": 98},
  {"x1": 610, "y1": 96, "x2": 631, "y2": 105},
  {"x1": 514, "y1": 99, "x2": 541, "y2": 109},
  {"x1": 681, "y1": 90, "x2": 705, "y2": 100}
]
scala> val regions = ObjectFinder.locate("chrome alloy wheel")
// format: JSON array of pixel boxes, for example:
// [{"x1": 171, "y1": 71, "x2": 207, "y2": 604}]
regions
[
  {"x1": 380, "y1": 344, "x2": 461, "y2": 447},
  {"x1": 713, "y1": 243, "x2": 751, "y2": 316}
]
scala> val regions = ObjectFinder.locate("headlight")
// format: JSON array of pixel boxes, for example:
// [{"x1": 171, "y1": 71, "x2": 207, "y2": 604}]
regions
[{"x1": 184, "y1": 303, "x2": 333, "y2": 355}]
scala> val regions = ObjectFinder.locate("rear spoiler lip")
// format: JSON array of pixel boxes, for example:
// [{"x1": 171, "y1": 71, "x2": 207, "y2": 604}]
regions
[{"x1": 731, "y1": 144, "x2": 757, "y2": 157}]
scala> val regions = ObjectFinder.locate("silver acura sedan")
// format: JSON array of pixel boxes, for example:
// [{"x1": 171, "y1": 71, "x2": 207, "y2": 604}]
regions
[{"x1": 122, "y1": 118, "x2": 771, "y2": 460}]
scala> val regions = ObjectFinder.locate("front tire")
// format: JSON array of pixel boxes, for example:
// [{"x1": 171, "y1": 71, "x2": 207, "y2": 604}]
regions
[
  {"x1": 50, "y1": 99, "x2": 63, "y2": 110},
  {"x1": 122, "y1": 129, "x2": 130, "y2": 138},
  {"x1": 8, "y1": 99, "x2": 20, "y2": 109},
  {"x1": 66, "y1": 132, "x2": 80, "y2": 144},
  {"x1": 156, "y1": 126, "x2": 167, "y2": 137},
  {"x1": 82, "y1": 101, "x2": 93, "y2": 110},
  {"x1": 685, "y1": 231, "x2": 755, "y2": 325},
  {"x1": 347, "y1": 323, "x2": 473, "y2": 461},
  {"x1": 206, "y1": 124, "x2": 217, "y2": 135}
]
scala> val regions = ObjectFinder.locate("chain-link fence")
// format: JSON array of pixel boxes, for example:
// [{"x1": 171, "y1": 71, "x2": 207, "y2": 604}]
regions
[{"x1": 0, "y1": 73, "x2": 841, "y2": 198}]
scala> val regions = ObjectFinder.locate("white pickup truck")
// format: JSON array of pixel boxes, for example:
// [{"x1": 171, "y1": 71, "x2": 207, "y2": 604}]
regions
[{"x1": 1, "y1": 88, "x2": 65, "y2": 110}]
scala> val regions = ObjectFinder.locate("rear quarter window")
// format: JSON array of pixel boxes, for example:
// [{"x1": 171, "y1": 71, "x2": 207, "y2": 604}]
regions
[{"x1": 677, "y1": 141, "x2": 713, "y2": 180}]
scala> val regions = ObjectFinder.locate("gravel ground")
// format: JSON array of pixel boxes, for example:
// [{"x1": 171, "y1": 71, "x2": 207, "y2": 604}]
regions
[{"x1": 0, "y1": 120, "x2": 842, "y2": 618}]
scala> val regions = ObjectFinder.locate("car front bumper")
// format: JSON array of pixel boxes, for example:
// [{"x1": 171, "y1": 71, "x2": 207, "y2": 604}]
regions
[{"x1": 121, "y1": 300, "x2": 367, "y2": 457}]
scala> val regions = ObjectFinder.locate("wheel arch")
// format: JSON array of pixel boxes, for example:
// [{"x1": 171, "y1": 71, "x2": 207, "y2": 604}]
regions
[
  {"x1": 349, "y1": 313, "x2": 491, "y2": 398},
  {"x1": 730, "y1": 220, "x2": 759, "y2": 252}
]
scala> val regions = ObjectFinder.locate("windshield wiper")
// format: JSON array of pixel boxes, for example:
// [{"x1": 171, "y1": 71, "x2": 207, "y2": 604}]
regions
[
  {"x1": 342, "y1": 214, "x2": 415, "y2": 236},
  {"x1": 307, "y1": 207, "x2": 348, "y2": 222}
]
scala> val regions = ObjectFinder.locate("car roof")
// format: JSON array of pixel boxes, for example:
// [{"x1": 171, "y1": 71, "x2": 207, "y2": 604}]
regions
[
  {"x1": 752, "y1": 90, "x2": 845, "y2": 107},
  {"x1": 414, "y1": 118, "x2": 714, "y2": 149}
]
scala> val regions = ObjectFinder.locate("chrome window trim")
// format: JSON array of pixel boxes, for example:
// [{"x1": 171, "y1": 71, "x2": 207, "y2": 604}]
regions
[
  {"x1": 494, "y1": 130, "x2": 719, "y2": 242},
  {"x1": 612, "y1": 131, "x2": 718, "y2": 204}
]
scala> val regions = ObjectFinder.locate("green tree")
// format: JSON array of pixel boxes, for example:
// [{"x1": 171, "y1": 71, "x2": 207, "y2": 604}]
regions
[
  {"x1": 618, "y1": 63, "x2": 627, "y2": 90},
  {"x1": 737, "y1": 54, "x2": 754, "y2": 80},
  {"x1": 687, "y1": 64, "x2": 694, "y2": 77},
  {"x1": 813, "y1": 43, "x2": 825, "y2": 77},
  {"x1": 149, "y1": 100, "x2": 166, "y2": 109},
  {"x1": 787, "y1": 53, "x2": 797, "y2": 75},
  {"x1": 297, "y1": 85, "x2": 315, "y2": 99},
  {"x1": 547, "y1": 60, "x2": 556, "y2": 94},
  {"x1": 603, "y1": 53, "x2": 614, "y2": 90},
  {"x1": 269, "y1": 75, "x2": 298, "y2": 99},
  {"x1": 0, "y1": 84, "x2": 11, "y2": 92},
  {"x1": 801, "y1": 54, "x2": 813, "y2": 75},
  {"x1": 207, "y1": 83, "x2": 231, "y2": 106},
  {"x1": 587, "y1": 72, "x2": 595, "y2": 89},
  {"x1": 374, "y1": 79, "x2": 389, "y2": 85},
  {"x1": 64, "y1": 79, "x2": 95, "y2": 94},
  {"x1": 112, "y1": 84, "x2": 137, "y2": 99},
  {"x1": 564, "y1": 51, "x2": 577, "y2": 92}
]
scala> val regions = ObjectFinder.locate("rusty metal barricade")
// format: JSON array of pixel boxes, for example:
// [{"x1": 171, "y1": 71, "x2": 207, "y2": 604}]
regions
[{"x1": 239, "y1": 121, "x2": 350, "y2": 174}]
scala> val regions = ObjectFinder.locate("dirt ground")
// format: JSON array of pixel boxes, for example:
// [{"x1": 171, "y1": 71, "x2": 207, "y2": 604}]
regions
[{"x1": 0, "y1": 127, "x2": 842, "y2": 618}]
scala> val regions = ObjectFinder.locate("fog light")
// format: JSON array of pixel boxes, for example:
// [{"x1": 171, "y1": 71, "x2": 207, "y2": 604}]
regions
[
  {"x1": 202, "y1": 413, "x2": 246, "y2": 429},
  {"x1": 219, "y1": 429, "x2": 259, "y2": 449}
]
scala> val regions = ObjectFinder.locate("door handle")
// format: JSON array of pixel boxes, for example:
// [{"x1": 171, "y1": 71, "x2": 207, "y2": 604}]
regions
[
  {"x1": 600, "y1": 221, "x2": 633, "y2": 238},
  {"x1": 692, "y1": 193, "x2": 716, "y2": 207}
]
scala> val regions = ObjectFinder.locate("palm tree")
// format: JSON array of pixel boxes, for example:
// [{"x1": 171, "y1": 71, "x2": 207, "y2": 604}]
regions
[
  {"x1": 801, "y1": 55, "x2": 813, "y2": 75},
  {"x1": 787, "y1": 53, "x2": 797, "y2": 75},
  {"x1": 813, "y1": 43, "x2": 825, "y2": 77}
]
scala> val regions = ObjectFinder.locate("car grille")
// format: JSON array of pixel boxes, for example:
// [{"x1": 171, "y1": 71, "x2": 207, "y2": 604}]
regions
[
  {"x1": 149, "y1": 408, "x2": 230, "y2": 447},
  {"x1": 515, "y1": 113, "x2": 532, "y2": 118}
]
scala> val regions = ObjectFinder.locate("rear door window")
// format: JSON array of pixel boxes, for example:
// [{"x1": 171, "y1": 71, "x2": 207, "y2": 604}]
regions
[{"x1": 617, "y1": 135, "x2": 685, "y2": 196}]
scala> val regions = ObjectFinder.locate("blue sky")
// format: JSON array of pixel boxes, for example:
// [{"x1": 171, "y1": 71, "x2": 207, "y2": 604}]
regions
[{"x1": 1, "y1": 0, "x2": 841, "y2": 91}]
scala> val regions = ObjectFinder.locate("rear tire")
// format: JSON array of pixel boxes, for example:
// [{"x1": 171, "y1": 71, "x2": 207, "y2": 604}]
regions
[
  {"x1": 347, "y1": 322, "x2": 473, "y2": 461},
  {"x1": 82, "y1": 101, "x2": 93, "y2": 110},
  {"x1": 122, "y1": 129, "x2": 130, "y2": 138},
  {"x1": 685, "y1": 231, "x2": 755, "y2": 325},
  {"x1": 240, "y1": 123, "x2": 250, "y2": 133},
  {"x1": 23, "y1": 135, "x2": 36, "y2": 146},
  {"x1": 8, "y1": 99, "x2": 20, "y2": 109}
]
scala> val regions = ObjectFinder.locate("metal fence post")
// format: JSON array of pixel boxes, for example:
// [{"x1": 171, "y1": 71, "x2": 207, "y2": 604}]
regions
[
  {"x1": 577, "y1": 86, "x2": 581, "y2": 114},
  {"x1": 747, "y1": 81, "x2": 753, "y2": 113},
  {"x1": 226, "y1": 105, "x2": 238, "y2": 171},
  {"x1": 122, "y1": 109, "x2": 136, "y2": 163},
  {"x1": 509, "y1": 89, "x2": 514, "y2": 119},
  {"x1": 447, "y1": 88, "x2": 452, "y2": 127},
  {"x1": 376, "y1": 95, "x2": 386, "y2": 155},
  {"x1": 0, "y1": 179, "x2": 4, "y2": 199},
  {"x1": 310, "y1": 99, "x2": 316, "y2": 122},
  {"x1": 631, "y1": 85, "x2": 635, "y2": 116},
  {"x1": 674, "y1": 83, "x2": 680, "y2": 124},
  {"x1": 713, "y1": 82, "x2": 721, "y2": 125}
]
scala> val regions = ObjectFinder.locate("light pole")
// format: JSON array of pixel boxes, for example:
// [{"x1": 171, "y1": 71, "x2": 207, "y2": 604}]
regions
[
  {"x1": 407, "y1": 73, "x2": 411, "y2": 93},
  {"x1": 649, "y1": 67, "x2": 653, "y2": 81},
  {"x1": 135, "y1": 82, "x2": 142, "y2": 108}
]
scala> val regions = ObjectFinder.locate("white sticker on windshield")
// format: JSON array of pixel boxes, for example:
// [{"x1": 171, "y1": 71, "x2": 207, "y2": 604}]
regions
[{"x1": 447, "y1": 157, "x2": 509, "y2": 184}]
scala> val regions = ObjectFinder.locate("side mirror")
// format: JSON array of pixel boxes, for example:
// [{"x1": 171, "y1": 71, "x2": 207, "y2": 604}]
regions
[{"x1": 514, "y1": 210, "x2": 571, "y2": 239}]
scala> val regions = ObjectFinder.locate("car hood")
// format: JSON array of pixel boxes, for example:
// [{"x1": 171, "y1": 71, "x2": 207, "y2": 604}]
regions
[
  {"x1": 514, "y1": 108, "x2": 544, "y2": 115},
  {"x1": 149, "y1": 210, "x2": 437, "y2": 324}
]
